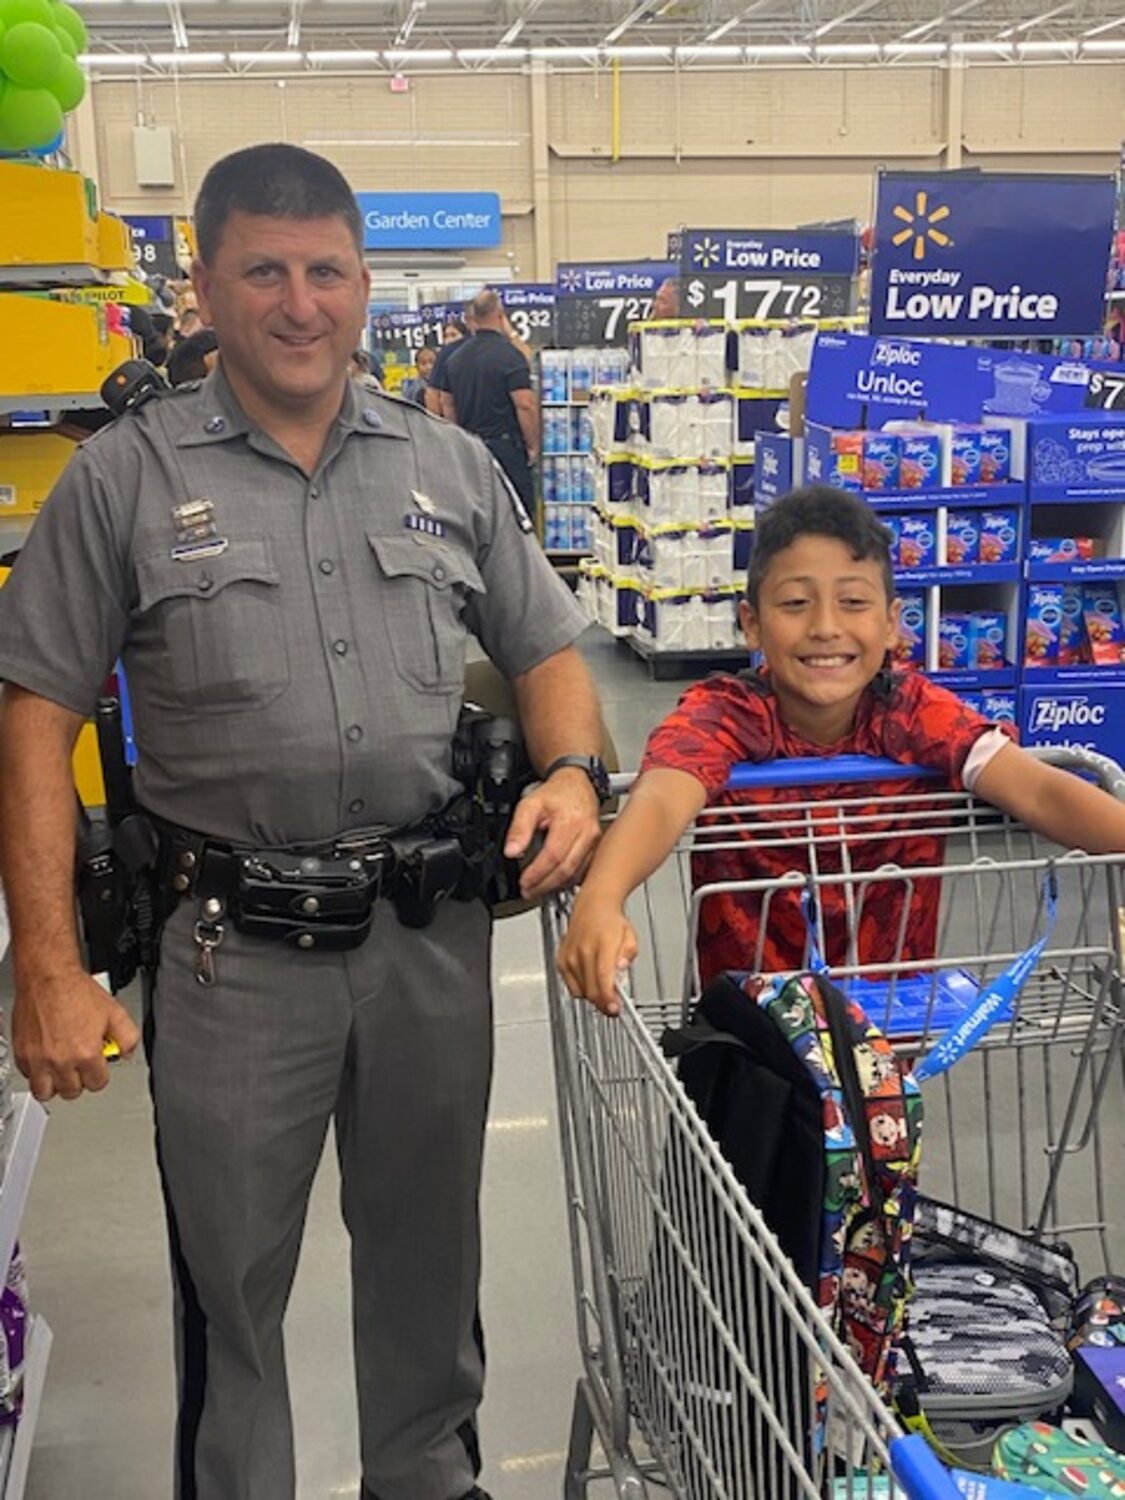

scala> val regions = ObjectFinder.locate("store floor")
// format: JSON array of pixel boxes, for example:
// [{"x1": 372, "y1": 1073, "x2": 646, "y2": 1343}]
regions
[
  {"x1": 7, "y1": 629, "x2": 1124, "y2": 1499},
  {"x1": 8, "y1": 630, "x2": 683, "y2": 1500}
]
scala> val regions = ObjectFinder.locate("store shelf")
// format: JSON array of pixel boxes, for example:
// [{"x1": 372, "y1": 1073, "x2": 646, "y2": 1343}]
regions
[
  {"x1": 930, "y1": 667, "x2": 1019, "y2": 691},
  {"x1": 626, "y1": 634, "x2": 747, "y2": 681},
  {"x1": 1028, "y1": 487, "x2": 1125, "y2": 505},
  {"x1": 896, "y1": 563, "x2": 1020, "y2": 588},
  {"x1": 0, "y1": 1316, "x2": 53, "y2": 1500},
  {"x1": 1022, "y1": 664, "x2": 1125, "y2": 686},
  {"x1": 0, "y1": 395, "x2": 104, "y2": 416},
  {"x1": 0, "y1": 1099, "x2": 47, "y2": 1286},
  {"x1": 1026, "y1": 558, "x2": 1125, "y2": 582},
  {"x1": 868, "y1": 482, "x2": 1025, "y2": 513}
]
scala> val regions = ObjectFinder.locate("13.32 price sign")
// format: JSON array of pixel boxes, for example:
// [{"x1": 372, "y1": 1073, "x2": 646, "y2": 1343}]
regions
[{"x1": 680, "y1": 229, "x2": 858, "y2": 322}]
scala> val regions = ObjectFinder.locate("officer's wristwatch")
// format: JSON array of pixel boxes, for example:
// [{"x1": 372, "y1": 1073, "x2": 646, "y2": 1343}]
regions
[{"x1": 542, "y1": 754, "x2": 611, "y2": 803}]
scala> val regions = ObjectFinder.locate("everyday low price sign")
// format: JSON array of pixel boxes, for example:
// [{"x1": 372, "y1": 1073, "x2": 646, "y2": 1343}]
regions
[
  {"x1": 498, "y1": 283, "x2": 556, "y2": 348},
  {"x1": 870, "y1": 172, "x2": 1116, "y2": 338},
  {"x1": 554, "y1": 261, "x2": 674, "y2": 346},
  {"x1": 680, "y1": 228, "x2": 858, "y2": 321}
]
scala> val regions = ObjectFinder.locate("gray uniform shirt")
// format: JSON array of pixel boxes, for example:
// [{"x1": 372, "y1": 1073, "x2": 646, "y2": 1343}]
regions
[{"x1": 0, "y1": 367, "x2": 587, "y2": 845}]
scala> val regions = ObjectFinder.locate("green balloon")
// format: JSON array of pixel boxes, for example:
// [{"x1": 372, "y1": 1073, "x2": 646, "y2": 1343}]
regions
[
  {"x1": 0, "y1": 21, "x2": 63, "y2": 86},
  {"x1": 0, "y1": 79, "x2": 61, "y2": 149},
  {"x1": 52, "y1": 23, "x2": 74, "y2": 56},
  {"x1": 49, "y1": 0, "x2": 84, "y2": 51},
  {"x1": 0, "y1": 0, "x2": 53, "y2": 31},
  {"x1": 47, "y1": 48, "x2": 80, "y2": 109}
]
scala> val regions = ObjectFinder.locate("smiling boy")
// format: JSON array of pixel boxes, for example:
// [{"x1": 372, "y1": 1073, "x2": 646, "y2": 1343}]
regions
[{"x1": 558, "y1": 486, "x2": 1125, "y2": 1014}]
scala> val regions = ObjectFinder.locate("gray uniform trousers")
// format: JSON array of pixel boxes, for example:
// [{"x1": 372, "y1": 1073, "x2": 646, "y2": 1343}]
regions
[{"x1": 146, "y1": 890, "x2": 493, "y2": 1500}]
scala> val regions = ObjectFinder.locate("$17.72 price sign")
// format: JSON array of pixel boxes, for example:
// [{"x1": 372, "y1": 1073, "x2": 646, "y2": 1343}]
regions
[{"x1": 680, "y1": 228, "x2": 858, "y2": 323}]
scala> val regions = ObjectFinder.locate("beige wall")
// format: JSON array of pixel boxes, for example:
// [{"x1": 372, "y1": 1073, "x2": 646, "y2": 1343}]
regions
[{"x1": 88, "y1": 60, "x2": 1125, "y2": 272}]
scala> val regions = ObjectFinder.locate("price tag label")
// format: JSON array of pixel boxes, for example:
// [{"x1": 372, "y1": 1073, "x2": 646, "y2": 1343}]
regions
[
  {"x1": 1084, "y1": 368, "x2": 1125, "y2": 411},
  {"x1": 124, "y1": 216, "x2": 179, "y2": 279},
  {"x1": 556, "y1": 294, "x2": 654, "y2": 347},
  {"x1": 683, "y1": 273, "x2": 853, "y2": 322},
  {"x1": 370, "y1": 311, "x2": 445, "y2": 352},
  {"x1": 499, "y1": 284, "x2": 556, "y2": 349},
  {"x1": 555, "y1": 261, "x2": 673, "y2": 348}
]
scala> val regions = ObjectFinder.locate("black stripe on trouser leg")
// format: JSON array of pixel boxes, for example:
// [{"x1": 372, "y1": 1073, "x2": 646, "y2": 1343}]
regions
[
  {"x1": 143, "y1": 973, "x2": 208, "y2": 1500},
  {"x1": 456, "y1": 1308, "x2": 486, "y2": 1477}
]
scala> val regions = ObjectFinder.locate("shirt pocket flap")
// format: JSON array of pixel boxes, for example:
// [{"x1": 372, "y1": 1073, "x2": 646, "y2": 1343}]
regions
[
  {"x1": 137, "y1": 537, "x2": 280, "y2": 609},
  {"x1": 366, "y1": 531, "x2": 485, "y2": 595}
]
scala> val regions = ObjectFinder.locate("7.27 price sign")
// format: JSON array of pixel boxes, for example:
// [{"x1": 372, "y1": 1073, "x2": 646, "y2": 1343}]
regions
[
  {"x1": 555, "y1": 260, "x2": 674, "y2": 347},
  {"x1": 680, "y1": 228, "x2": 858, "y2": 323}
]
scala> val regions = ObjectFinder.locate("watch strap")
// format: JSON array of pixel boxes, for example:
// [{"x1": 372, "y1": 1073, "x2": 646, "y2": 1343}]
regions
[{"x1": 542, "y1": 754, "x2": 610, "y2": 801}]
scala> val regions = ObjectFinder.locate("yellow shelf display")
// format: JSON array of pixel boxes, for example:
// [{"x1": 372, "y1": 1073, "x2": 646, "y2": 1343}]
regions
[
  {"x1": 0, "y1": 428, "x2": 79, "y2": 518},
  {"x1": 0, "y1": 161, "x2": 100, "y2": 272},
  {"x1": 0, "y1": 295, "x2": 133, "y2": 399}
]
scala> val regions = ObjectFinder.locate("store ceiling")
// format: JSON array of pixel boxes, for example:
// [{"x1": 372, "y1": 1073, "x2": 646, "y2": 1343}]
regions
[{"x1": 78, "y1": 0, "x2": 1125, "y2": 70}]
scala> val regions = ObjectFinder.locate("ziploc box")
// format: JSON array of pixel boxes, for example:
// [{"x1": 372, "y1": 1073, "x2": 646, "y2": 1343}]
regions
[
  {"x1": 862, "y1": 433, "x2": 900, "y2": 491},
  {"x1": 945, "y1": 512, "x2": 978, "y2": 566},
  {"x1": 978, "y1": 427, "x2": 1011, "y2": 484},
  {"x1": 893, "y1": 591, "x2": 926, "y2": 669},
  {"x1": 897, "y1": 430, "x2": 944, "y2": 491},
  {"x1": 1059, "y1": 584, "x2": 1087, "y2": 667},
  {"x1": 1024, "y1": 584, "x2": 1064, "y2": 667},
  {"x1": 938, "y1": 613, "x2": 972, "y2": 671},
  {"x1": 1082, "y1": 584, "x2": 1125, "y2": 665},
  {"x1": 950, "y1": 426, "x2": 983, "y2": 486},
  {"x1": 896, "y1": 514, "x2": 936, "y2": 569},
  {"x1": 979, "y1": 509, "x2": 1020, "y2": 565},
  {"x1": 805, "y1": 424, "x2": 864, "y2": 493},
  {"x1": 1028, "y1": 537, "x2": 1097, "y2": 563},
  {"x1": 980, "y1": 691, "x2": 1017, "y2": 724},
  {"x1": 970, "y1": 611, "x2": 1007, "y2": 671}
]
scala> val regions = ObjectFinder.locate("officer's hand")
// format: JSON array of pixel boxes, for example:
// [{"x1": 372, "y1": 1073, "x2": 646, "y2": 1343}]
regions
[
  {"x1": 12, "y1": 968, "x2": 140, "y2": 1102},
  {"x1": 504, "y1": 769, "x2": 602, "y2": 901},
  {"x1": 556, "y1": 895, "x2": 637, "y2": 1017}
]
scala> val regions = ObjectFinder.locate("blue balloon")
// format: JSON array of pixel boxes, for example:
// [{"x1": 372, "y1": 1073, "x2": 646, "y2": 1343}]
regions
[{"x1": 31, "y1": 127, "x2": 63, "y2": 155}]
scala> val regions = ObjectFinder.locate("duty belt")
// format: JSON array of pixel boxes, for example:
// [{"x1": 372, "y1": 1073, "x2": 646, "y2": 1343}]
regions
[{"x1": 154, "y1": 809, "x2": 486, "y2": 985}]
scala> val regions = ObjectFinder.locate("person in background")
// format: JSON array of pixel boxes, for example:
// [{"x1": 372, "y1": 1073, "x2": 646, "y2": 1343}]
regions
[
  {"x1": 441, "y1": 288, "x2": 539, "y2": 522},
  {"x1": 401, "y1": 344, "x2": 437, "y2": 408},
  {"x1": 0, "y1": 141, "x2": 604, "y2": 1500},
  {"x1": 126, "y1": 306, "x2": 170, "y2": 369},
  {"x1": 176, "y1": 305, "x2": 203, "y2": 340},
  {"x1": 426, "y1": 315, "x2": 470, "y2": 415},
  {"x1": 651, "y1": 276, "x2": 681, "y2": 319},
  {"x1": 166, "y1": 328, "x2": 219, "y2": 387},
  {"x1": 349, "y1": 347, "x2": 384, "y2": 392}
]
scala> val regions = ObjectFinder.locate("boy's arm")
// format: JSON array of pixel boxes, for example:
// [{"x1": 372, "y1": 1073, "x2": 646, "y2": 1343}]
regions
[
  {"x1": 973, "y1": 742, "x2": 1125, "y2": 851},
  {"x1": 556, "y1": 766, "x2": 707, "y2": 1016}
]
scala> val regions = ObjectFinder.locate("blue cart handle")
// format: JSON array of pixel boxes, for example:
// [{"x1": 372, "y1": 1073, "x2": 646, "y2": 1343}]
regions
[
  {"x1": 725, "y1": 756, "x2": 942, "y2": 791},
  {"x1": 888, "y1": 1435, "x2": 966, "y2": 1500}
]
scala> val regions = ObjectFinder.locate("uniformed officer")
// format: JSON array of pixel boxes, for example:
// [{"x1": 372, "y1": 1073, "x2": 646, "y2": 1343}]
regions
[{"x1": 0, "y1": 143, "x2": 606, "y2": 1500}]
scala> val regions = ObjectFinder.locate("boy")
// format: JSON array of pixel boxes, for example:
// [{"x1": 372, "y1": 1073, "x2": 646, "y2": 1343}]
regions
[{"x1": 558, "y1": 485, "x2": 1125, "y2": 1014}]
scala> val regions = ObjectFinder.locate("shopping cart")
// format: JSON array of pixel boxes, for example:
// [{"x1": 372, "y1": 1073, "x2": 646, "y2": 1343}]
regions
[{"x1": 541, "y1": 746, "x2": 1125, "y2": 1500}]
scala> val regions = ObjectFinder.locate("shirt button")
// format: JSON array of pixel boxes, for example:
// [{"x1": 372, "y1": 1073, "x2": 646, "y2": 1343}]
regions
[
  {"x1": 432, "y1": 564, "x2": 446, "y2": 583},
  {"x1": 346, "y1": 724, "x2": 363, "y2": 743},
  {"x1": 363, "y1": 408, "x2": 381, "y2": 428},
  {"x1": 204, "y1": 416, "x2": 225, "y2": 434},
  {"x1": 319, "y1": 559, "x2": 334, "y2": 575},
  {"x1": 309, "y1": 487, "x2": 319, "y2": 499},
  {"x1": 198, "y1": 574, "x2": 213, "y2": 592},
  {"x1": 333, "y1": 639, "x2": 348, "y2": 656},
  {"x1": 348, "y1": 798, "x2": 365, "y2": 814}
]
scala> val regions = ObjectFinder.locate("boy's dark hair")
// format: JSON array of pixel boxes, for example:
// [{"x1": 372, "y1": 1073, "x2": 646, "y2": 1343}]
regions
[
  {"x1": 194, "y1": 143, "x2": 363, "y2": 264},
  {"x1": 746, "y1": 485, "x2": 895, "y2": 607}
]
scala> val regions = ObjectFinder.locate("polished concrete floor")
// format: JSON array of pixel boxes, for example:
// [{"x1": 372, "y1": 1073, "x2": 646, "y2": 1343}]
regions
[{"x1": 4, "y1": 628, "x2": 1123, "y2": 1499}]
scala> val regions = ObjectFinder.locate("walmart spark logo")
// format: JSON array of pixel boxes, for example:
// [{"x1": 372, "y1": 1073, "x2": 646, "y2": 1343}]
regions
[
  {"x1": 691, "y1": 236, "x2": 722, "y2": 269},
  {"x1": 558, "y1": 267, "x2": 585, "y2": 292},
  {"x1": 891, "y1": 191, "x2": 952, "y2": 261}
]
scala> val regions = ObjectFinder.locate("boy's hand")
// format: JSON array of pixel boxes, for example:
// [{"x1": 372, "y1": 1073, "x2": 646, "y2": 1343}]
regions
[{"x1": 556, "y1": 897, "x2": 638, "y2": 1017}]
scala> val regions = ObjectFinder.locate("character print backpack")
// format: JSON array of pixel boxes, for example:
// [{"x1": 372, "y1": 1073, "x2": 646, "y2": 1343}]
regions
[{"x1": 663, "y1": 965, "x2": 924, "y2": 1397}]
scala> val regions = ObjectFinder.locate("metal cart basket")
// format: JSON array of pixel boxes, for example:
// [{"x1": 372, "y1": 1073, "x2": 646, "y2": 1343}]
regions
[{"x1": 541, "y1": 746, "x2": 1125, "y2": 1500}]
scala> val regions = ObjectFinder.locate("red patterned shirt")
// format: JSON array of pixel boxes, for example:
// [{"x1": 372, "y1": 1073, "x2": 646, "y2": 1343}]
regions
[{"x1": 640, "y1": 670, "x2": 1016, "y2": 984}]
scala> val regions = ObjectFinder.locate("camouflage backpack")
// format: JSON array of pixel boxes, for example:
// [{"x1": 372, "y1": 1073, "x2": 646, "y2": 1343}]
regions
[{"x1": 666, "y1": 967, "x2": 924, "y2": 1395}]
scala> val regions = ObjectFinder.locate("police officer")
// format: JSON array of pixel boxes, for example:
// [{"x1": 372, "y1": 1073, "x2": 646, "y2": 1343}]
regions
[{"x1": 0, "y1": 143, "x2": 605, "y2": 1500}]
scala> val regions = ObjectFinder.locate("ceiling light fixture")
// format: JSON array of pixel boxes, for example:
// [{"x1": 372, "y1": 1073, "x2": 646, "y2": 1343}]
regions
[
  {"x1": 382, "y1": 48, "x2": 454, "y2": 62},
  {"x1": 1083, "y1": 35, "x2": 1125, "y2": 49},
  {"x1": 229, "y1": 49, "x2": 303, "y2": 63},
  {"x1": 886, "y1": 40, "x2": 948, "y2": 54},
  {"x1": 1016, "y1": 38, "x2": 1076, "y2": 52},
  {"x1": 949, "y1": 39, "x2": 1012, "y2": 53},
  {"x1": 602, "y1": 44, "x2": 671, "y2": 57},
  {"x1": 674, "y1": 44, "x2": 743, "y2": 58},
  {"x1": 306, "y1": 49, "x2": 382, "y2": 62},
  {"x1": 149, "y1": 51, "x2": 226, "y2": 63},
  {"x1": 456, "y1": 47, "x2": 527, "y2": 61},
  {"x1": 746, "y1": 43, "x2": 810, "y2": 57},
  {"x1": 816, "y1": 41, "x2": 880, "y2": 56},
  {"x1": 528, "y1": 46, "x2": 598, "y2": 58},
  {"x1": 77, "y1": 51, "x2": 147, "y2": 64}
]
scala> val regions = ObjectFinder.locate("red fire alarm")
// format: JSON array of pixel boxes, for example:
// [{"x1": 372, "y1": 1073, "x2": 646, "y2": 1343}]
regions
[{"x1": 389, "y1": 73, "x2": 410, "y2": 92}]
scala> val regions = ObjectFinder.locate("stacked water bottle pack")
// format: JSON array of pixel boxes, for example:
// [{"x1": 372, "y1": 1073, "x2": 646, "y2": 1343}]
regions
[{"x1": 539, "y1": 347, "x2": 629, "y2": 555}]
